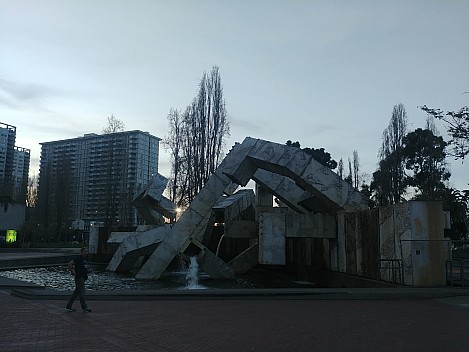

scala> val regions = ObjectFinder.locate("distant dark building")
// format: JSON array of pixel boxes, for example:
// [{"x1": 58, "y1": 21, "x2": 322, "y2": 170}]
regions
[
  {"x1": 0, "y1": 122, "x2": 31, "y2": 233},
  {"x1": 0, "y1": 122, "x2": 16, "y2": 203},
  {"x1": 38, "y1": 131, "x2": 161, "y2": 234},
  {"x1": 13, "y1": 146, "x2": 31, "y2": 204}
]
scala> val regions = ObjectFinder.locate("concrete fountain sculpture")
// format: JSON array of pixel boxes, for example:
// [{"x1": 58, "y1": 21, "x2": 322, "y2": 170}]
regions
[
  {"x1": 108, "y1": 137, "x2": 450, "y2": 287},
  {"x1": 108, "y1": 137, "x2": 366, "y2": 280}
]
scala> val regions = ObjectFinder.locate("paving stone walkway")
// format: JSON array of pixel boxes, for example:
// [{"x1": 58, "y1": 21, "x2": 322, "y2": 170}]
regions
[{"x1": 2, "y1": 288, "x2": 469, "y2": 352}]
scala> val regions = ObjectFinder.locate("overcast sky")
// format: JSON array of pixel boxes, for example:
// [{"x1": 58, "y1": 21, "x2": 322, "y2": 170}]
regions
[{"x1": 1, "y1": 0, "x2": 468, "y2": 190}]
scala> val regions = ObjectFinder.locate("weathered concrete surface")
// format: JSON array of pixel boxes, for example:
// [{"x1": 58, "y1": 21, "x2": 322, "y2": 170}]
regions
[
  {"x1": 107, "y1": 225, "x2": 157, "y2": 244},
  {"x1": 136, "y1": 137, "x2": 367, "y2": 280},
  {"x1": 133, "y1": 173, "x2": 176, "y2": 224},
  {"x1": 252, "y1": 169, "x2": 309, "y2": 213},
  {"x1": 135, "y1": 141, "x2": 257, "y2": 279},
  {"x1": 225, "y1": 220, "x2": 258, "y2": 238},
  {"x1": 229, "y1": 243, "x2": 259, "y2": 273},
  {"x1": 379, "y1": 201, "x2": 450, "y2": 286},
  {"x1": 212, "y1": 189, "x2": 255, "y2": 221},
  {"x1": 284, "y1": 213, "x2": 336, "y2": 238},
  {"x1": 106, "y1": 226, "x2": 171, "y2": 272},
  {"x1": 107, "y1": 174, "x2": 175, "y2": 273},
  {"x1": 259, "y1": 213, "x2": 286, "y2": 265},
  {"x1": 198, "y1": 248, "x2": 235, "y2": 278},
  {"x1": 0, "y1": 250, "x2": 79, "y2": 270}
]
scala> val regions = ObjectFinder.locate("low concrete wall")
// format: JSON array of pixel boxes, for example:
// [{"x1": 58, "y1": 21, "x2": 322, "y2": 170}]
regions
[
  {"x1": 0, "y1": 203, "x2": 26, "y2": 231},
  {"x1": 0, "y1": 249, "x2": 80, "y2": 270}
]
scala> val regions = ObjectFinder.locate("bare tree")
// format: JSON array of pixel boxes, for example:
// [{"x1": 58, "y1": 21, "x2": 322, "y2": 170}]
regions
[
  {"x1": 102, "y1": 114, "x2": 125, "y2": 134},
  {"x1": 165, "y1": 109, "x2": 184, "y2": 203},
  {"x1": 26, "y1": 174, "x2": 38, "y2": 208},
  {"x1": 165, "y1": 66, "x2": 230, "y2": 208}
]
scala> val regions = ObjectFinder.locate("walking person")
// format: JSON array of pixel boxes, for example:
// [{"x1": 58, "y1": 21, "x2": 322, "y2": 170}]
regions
[{"x1": 65, "y1": 247, "x2": 92, "y2": 312}]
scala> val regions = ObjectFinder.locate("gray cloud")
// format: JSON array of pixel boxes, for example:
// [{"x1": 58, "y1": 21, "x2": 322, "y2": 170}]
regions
[{"x1": 0, "y1": 79, "x2": 61, "y2": 111}]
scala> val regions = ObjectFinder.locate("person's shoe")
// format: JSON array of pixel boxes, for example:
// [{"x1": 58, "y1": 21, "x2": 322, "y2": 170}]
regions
[
  {"x1": 65, "y1": 307, "x2": 76, "y2": 312},
  {"x1": 82, "y1": 307, "x2": 92, "y2": 312}
]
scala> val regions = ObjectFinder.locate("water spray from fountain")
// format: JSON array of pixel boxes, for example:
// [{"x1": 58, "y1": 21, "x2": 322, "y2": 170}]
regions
[
  {"x1": 185, "y1": 256, "x2": 206, "y2": 289},
  {"x1": 215, "y1": 234, "x2": 225, "y2": 257}
]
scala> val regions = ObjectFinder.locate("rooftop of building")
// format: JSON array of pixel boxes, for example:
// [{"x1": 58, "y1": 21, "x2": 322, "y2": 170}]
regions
[{"x1": 40, "y1": 130, "x2": 162, "y2": 145}]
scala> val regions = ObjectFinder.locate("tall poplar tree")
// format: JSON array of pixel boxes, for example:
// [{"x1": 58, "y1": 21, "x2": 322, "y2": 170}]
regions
[
  {"x1": 165, "y1": 66, "x2": 230, "y2": 207},
  {"x1": 372, "y1": 103, "x2": 408, "y2": 205}
]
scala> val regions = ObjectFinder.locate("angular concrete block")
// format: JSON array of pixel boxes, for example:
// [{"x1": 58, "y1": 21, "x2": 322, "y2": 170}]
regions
[
  {"x1": 107, "y1": 226, "x2": 170, "y2": 272},
  {"x1": 228, "y1": 243, "x2": 259, "y2": 273},
  {"x1": 247, "y1": 138, "x2": 284, "y2": 166},
  {"x1": 199, "y1": 249, "x2": 234, "y2": 278},
  {"x1": 217, "y1": 139, "x2": 258, "y2": 180},
  {"x1": 136, "y1": 241, "x2": 180, "y2": 279},
  {"x1": 213, "y1": 189, "x2": 255, "y2": 222},
  {"x1": 145, "y1": 174, "x2": 169, "y2": 202},
  {"x1": 258, "y1": 213, "x2": 286, "y2": 265},
  {"x1": 175, "y1": 207, "x2": 207, "y2": 230},
  {"x1": 188, "y1": 173, "x2": 232, "y2": 217},
  {"x1": 253, "y1": 169, "x2": 308, "y2": 213},
  {"x1": 133, "y1": 174, "x2": 176, "y2": 223},
  {"x1": 223, "y1": 157, "x2": 257, "y2": 186},
  {"x1": 225, "y1": 220, "x2": 258, "y2": 238},
  {"x1": 378, "y1": 201, "x2": 449, "y2": 286},
  {"x1": 284, "y1": 213, "x2": 336, "y2": 238}
]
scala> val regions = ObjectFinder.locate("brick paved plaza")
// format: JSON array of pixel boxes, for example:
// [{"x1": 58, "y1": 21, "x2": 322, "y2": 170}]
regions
[{"x1": 1, "y1": 287, "x2": 469, "y2": 352}]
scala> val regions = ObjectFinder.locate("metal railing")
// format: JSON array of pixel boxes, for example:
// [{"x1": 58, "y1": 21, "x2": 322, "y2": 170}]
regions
[
  {"x1": 378, "y1": 259, "x2": 404, "y2": 286},
  {"x1": 446, "y1": 258, "x2": 469, "y2": 287},
  {"x1": 446, "y1": 240, "x2": 469, "y2": 287}
]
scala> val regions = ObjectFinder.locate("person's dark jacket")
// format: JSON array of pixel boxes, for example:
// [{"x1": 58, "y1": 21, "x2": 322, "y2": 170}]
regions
[{"x1": 73, "y1": 256, "x2": 88, "y2": 280}]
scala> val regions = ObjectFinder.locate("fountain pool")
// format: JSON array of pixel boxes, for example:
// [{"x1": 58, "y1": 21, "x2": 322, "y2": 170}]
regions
[{"x1": 0, "y1": 263, "x2": 259, "y2": 291}]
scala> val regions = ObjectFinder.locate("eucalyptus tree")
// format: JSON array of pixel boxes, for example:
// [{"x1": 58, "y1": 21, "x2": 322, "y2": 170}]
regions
[
  {"x1": 441, "y1": 187, "x2": 468, "y2": 240},
  {"x1": 420, "y1": 104, "x2": 468, "y2": 162},
  {"x1": 402, "y1": 128, "x2": 450, "y2": 200},
  {"x1": 285, "y1": 140, "x2": 337, "y2": 170}
]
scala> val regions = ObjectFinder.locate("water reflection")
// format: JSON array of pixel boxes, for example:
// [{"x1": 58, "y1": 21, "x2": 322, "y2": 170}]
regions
[{"x1": 0, "y1": 265, "x2": 258, "y2": 291}]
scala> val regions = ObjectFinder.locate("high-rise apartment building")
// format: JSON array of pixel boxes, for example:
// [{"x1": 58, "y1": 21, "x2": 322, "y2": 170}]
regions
[
  {"x1": 0, "y1": 122, "x2": 30, "y2": 204},
  {"x1": 0, "y1": 122, "x2": 30, "y2": 235},
  {"x1": 12, "y1": 146, "x2": 31, "y2": 204},
  {"x1": 0, "y1": 122, "x2": 16, "y2": 203},
  {"x1": 38, "y1": 130, "x2": 161, "y2": 231}
]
